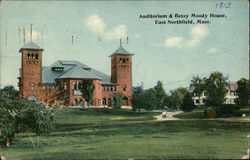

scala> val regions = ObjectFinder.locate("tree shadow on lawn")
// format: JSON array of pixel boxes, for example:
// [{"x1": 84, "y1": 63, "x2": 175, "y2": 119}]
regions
[{"x1": 52, "y1": 120, "x2": 248, "y2": 138}]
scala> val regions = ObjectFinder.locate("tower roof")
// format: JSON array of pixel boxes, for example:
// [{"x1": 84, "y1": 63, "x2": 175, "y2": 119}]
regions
[
  {"x1": 109, "y1": 45, "x2": 134, "y2": 57},
  {"x1": 19, "y1": 42, "x2": 44, "y2": 52}
]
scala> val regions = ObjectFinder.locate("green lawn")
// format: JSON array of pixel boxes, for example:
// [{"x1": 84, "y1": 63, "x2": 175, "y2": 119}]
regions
[
  {"x1": 1, "y1": 109, "x2": 249, "y2": 160},
  {"x1": 53, "y1": 108, "x2": 158, "y2": 123}
]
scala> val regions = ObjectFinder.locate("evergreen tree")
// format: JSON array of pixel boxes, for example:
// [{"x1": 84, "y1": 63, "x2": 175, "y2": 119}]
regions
[
  {"x1": 236, "y1": 78, "x2": 249, "y2": 106},
  {"x1": 81, "y1": 80, "x2": 95, "y2": 107},
  {"x1": 180, "y1": 93, "x2": 195, "y2": 112}
]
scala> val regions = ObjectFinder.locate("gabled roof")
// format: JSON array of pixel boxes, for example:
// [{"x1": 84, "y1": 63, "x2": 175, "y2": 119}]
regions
[
  {"x1": 51, "y1": 60, "x2": 64, "y2": 68},
  {"x1": 19, "y1": 42, "x2": 44, "y2": 52},
  {"x1": 226, "y1": 82, "x2": 238, "y2": 91},
  {"x1": 57, "y1": 66, "x2": 101, "y2": 80},
  {"x1": 42, "y1": 60, "x2": 117, "y2": 85},
  {"x1": 109, "y1": 45, "x2": 134, "y2": 57}
]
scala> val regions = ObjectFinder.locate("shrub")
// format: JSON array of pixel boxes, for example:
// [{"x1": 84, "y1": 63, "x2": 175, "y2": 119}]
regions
[
  {"x1": 204, "y1": 107, "x2": 217, "y2": 118},
  {"x1": 215, "y1": 104, "x2": 239, "y2": 117}
]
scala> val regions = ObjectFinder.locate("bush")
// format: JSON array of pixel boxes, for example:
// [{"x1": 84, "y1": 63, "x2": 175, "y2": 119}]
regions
[
  {"x1": 204, "y1": 107, "x2": 217, "y2": 118},
  {"x1": 215, "y1": 104, "x2": 239, "y2": 117}
]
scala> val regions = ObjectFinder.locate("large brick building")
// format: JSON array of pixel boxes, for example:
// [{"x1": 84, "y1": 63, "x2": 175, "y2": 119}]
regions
[{"x1": 18, "y1": 42, "x2": 134, "y2": 107}]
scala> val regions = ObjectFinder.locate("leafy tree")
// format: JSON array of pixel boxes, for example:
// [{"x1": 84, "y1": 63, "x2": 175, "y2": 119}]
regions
[
  {"x1": 180, "y1": 93, "x2": 195, "y2": 112},
  {"x1": 167, "y1": 87, "x2": 188, "y2": 110},
  {"x1": 236, "y1": 78, "x2": 249, "y2": 106},
  {"x1": 112, "y1": 94, "x2": 123, "y2": 109},
  {"x1": 52, "y1": 82, "x2": 69, "y2": 106},
  {"x1": 153, "y1": 81, "x2": 167, "y2": 109},
  {"x1": 205, "y1": 72, "x2": 228, "y2": 106},
  {"x1": 132, "y1": 84, "x2": 157, "y2": 111},
  {"x1": 190, "y1": 76, "x2": 205, "y2": 106},
  {"x1": 81, "y1": 80, "x2": 95, "y2": 108},
  {"x1": 0, "y1": 86, "x2": 54, "y2": 147}
]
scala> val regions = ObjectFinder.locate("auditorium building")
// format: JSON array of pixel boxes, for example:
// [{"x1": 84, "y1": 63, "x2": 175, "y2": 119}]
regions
[{"x1": 18, "y1": 42, "x2": 134, "y2": 107}]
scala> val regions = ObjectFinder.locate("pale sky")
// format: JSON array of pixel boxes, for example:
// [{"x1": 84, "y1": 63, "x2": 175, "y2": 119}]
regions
[{"x1": 0, "y1": 0, "x2": 249, "y2": 93}]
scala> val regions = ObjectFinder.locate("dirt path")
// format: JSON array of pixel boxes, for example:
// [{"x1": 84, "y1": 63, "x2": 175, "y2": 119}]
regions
[{"x1": 154, "y1": 111, "x2": 183, "y2": 121}]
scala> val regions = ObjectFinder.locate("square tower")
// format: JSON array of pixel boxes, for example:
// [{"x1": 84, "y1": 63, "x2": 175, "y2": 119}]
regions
[{"x1": 18, "y1": 42, "x2": 44, "y2": 99}]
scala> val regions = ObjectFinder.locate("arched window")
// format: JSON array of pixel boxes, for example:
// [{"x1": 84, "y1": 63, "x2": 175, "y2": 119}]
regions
[
  {"x1": 122, "y1": 96, "x2": 129, "y2": 106},
  {"x1": 35, "y1": 54, "x2": 38, "y2": 59},
  {"x1": 27, "y1": 54, "x2": 30, "y2": 59},
  {"x1": 114, "y1": 87, "x2": 117, "y2": 91},
  {"x1": 123, "y1": 86, "x2": 126, "y2": 92},
  {"x1": 74, "y1": 99, "x2": 78, "y2": 106},
  {"x1": 119, "y1": 58, "x2": 123, "y2": 63},
  {"x1": 126, "y1": 58, "x2": 129, "y2": 62},
  {"x1": 31, "y1": 54, "x2": 35, "y2": 59},
  {"x1": 122, "y1": 58, "x2": 126, "y2": 63}
]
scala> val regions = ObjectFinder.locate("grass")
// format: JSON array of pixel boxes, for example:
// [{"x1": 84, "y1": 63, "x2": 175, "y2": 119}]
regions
[
  {"x1": 53, "y1": 108, "x2": 159, "y2": 124},
  {"x1": 1, "y1": 109, "x2": 249, "y2": 159}
]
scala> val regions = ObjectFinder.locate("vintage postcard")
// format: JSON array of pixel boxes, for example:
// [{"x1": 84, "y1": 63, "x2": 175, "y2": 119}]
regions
[{"x1": 0, "y1": 0, "x2": 249, "y2": 160}]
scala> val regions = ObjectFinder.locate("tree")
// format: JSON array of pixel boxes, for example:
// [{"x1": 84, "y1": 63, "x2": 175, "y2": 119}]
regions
[
  {"x1": 132, "y1": 84, "x2": 157, "y2": 111},
  {"x1": 52, "y1": 82, "x2": 69, "y2": 106},
  {"x1": 81, "y1": 80, "x2": 95, "y2": 108},
  {"x1": 180, "y1": 93, "x2": 195, "y2": 112},
  {"x1": 112, "y1": 94, "x2": 123, "y2": 109},
  {"x1": 205, "y1": 72, "x2": 228, "y2": 106},
  {"x1": 236, "y1": 78, "x2": 249, "y2": 106},
  {"x1": 153, "y1": 81, "x2": 167, "y2": 109},
  {"x1": 0, "y1": 86, "x2": 54, "y2": 147},
  {"x1": 190, "y1": 76, "x2": 205, "y2": 106},
  {"x1": 132, "y1": 85, "x2": 144, "y2": 112},
  {"x1": 167, "y1": 87, "x2": 188, "y2": 110}
]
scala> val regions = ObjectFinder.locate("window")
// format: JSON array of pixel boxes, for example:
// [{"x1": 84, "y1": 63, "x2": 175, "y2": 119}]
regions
[
  {"x1": 126, "y1": 58, "x2": 129, "y2": 62},
  {"x1": 110, "y1": 87, "x2": 113, "y2": 91},
  {"x1": 204, "y1": 92, "x2": 208, "y2": 96},
  {"x1": 78, "y1": 83, "x2": 82, "y2": 89},
  {"x1": 123, "y1": 86, "x2": 126, "y2": 92},
  {"x1": 64, "y1": 82, "x2": 67, "y2": 90},
  {"x1": 114, "y1": 87, "x2": 117, "y2": 91},
  {"x1": 74, "y1": 82, "x2": 77, "y2": 90},
  {"x1": 119, "y1": 58, "x2": 123, "y2": 63},
  {"x1": 31, "y1": 83, "x2": 35, "y2": 91},
  {"x1": 31, "y1": 54, "x2": 35, "y2": 59},
  {"x1": 35, "y1": 54, "x2": 38, "y2": 59},
  {"x1": 102, "y1": 98, "x2": 107, "y2": 105},
  {"x1": 195, "y1": 99, "x2": 199, "y2": 104},
  {"x1": 107, "y1": 87, "x2": 110, "y2": 91},
  {"x1": 102, "y1": 87, "x2": 105, "y2": 91},
  {"x1": 202, "y1": 99, "x2": 205, "y2": 104},
  {"x1": 27, "y1": 54, "x2": 30, "y2": 59},
  {"x1": 122, "y1": 58, "x2": 126, "y2": 63}
]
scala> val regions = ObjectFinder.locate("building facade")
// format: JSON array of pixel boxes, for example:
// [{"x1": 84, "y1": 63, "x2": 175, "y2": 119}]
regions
[
  {"x1": 18, "y1": 42, "x2": 134, "y2": 107},
  {"x1": 189, "y1": 83, "x2": 238, "y2": 106}
]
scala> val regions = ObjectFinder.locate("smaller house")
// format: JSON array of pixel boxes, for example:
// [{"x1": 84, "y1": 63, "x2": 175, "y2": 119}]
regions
[{"x1": 189, "y1": 82, "x2": 238, "y2": 106}]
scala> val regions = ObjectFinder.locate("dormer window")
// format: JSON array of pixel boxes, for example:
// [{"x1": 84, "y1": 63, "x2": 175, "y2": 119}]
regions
[
  {"x1": 83, "y1": 67, "x2": 91, "y2": 71},
  {"x1": 52, "y1": 67, "x2": 64, "y2": 72}
]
